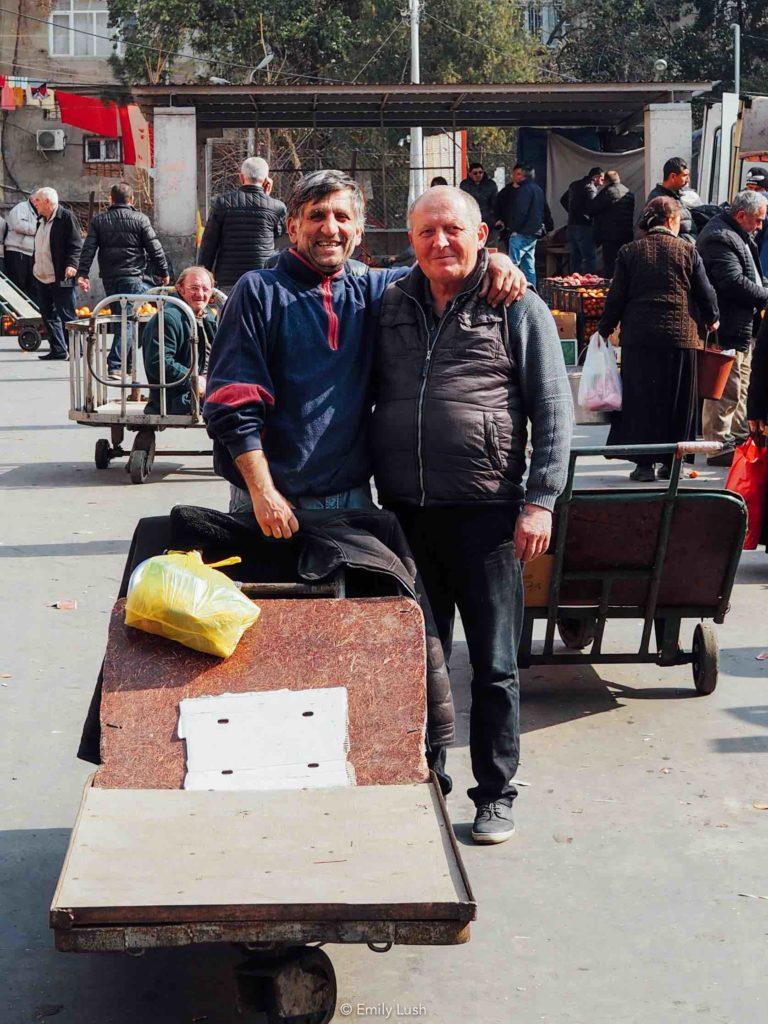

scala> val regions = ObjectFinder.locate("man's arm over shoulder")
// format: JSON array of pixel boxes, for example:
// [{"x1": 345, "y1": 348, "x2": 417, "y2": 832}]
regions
[
  {"x1": 508, "y1": 292, "x2": 573, "y2": 511},
  {"x1": 203, "y1": 273, "x2": 276, "y2": 461}
]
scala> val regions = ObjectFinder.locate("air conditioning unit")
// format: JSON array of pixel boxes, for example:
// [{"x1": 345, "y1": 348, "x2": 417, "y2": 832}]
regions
[{"x1": 36, "y1": 129, "x2": 65, "y2": 152}]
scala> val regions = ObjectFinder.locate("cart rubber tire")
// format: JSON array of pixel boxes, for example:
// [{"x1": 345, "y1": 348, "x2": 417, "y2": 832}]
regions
[
  {"x1": 269, "y1": 948, "x2": 337, "y2": 1024},
  {"x1": 128, "y1": 449, "x2": 151, "y2": 484},
  {"x1": 18, "y1": 327, "x2": 42, "y2": 352},
  {"x1": 692, "y1": 623, "x2": 718, "y2": 695},
  {"x1": 557, "y1": 615, "x2": 597, "y2": 650},
  {"x1": 94, "y1": 439, "x2": 112, "y2": 469}
]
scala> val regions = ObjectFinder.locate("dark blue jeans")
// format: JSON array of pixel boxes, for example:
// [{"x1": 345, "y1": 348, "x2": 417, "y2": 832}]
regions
[
  {"x1": 36, "y1": 281, "x2": 76, "y2": 357},
  {"x1": 102, "y1": 276, "x2": 147, "y2": 372},
  {"x1": 392, "y1": 505, "x2": 523, "y2": 806}
]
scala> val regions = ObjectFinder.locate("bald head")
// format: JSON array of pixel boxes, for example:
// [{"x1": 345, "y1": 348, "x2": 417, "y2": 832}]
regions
[
  {"x1": 408, "y1": 185, "x2": 489, "y2": 297},
  {"x1": 407, "y1": 185, "x2": 482, "y2": 230}
]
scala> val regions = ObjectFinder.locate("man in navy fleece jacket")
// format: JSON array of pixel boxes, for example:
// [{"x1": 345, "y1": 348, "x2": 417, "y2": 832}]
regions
[{"x1": 203, "y1": 169, "x2": 526, "y2": 539}]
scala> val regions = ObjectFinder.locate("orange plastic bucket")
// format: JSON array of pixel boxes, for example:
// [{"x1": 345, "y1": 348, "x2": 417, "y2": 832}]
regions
[{"x1": 698, "y1": 347, "x2": 735, "y2": 401}]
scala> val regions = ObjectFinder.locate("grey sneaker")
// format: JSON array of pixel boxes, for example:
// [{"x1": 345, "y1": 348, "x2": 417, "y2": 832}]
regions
[{"x1": 471, "y1": 801, "x2": 515, "y2": 844}]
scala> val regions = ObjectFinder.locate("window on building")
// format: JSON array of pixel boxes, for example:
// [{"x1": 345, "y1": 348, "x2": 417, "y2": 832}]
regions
[
  {"x1": 83, "y1": 136, "x2": 122, "y2": 163},
  {"x1": 524, "y1": 2, "x2": 560, "y2": 46},
  {"x1": 49, "y1": 0, "x2": 120, "y2": 58}
]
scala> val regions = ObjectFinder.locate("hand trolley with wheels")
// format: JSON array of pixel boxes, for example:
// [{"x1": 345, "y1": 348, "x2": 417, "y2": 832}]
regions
[
  {"x1": 67, "y1": 287, "x2": 225, "y2": 483},
  {"x1": 519, "y1": 442, "x2": 747, "y2": 695}
]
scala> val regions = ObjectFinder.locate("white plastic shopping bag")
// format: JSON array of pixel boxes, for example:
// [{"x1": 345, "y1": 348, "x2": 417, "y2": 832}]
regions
[{"x1": 577, "y1": 332, "x2": 622, "y2": 412}]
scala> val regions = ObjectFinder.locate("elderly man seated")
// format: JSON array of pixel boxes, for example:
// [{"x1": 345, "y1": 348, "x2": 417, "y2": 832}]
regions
[
  {"x1": 371, "y1": 185, "x2": 574, "y2": 844},
  {"x1": 142, "y1": 266, "x2": 217, "y2": 415}
]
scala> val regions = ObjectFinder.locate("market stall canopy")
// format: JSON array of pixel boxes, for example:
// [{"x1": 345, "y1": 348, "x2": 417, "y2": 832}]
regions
[{"x1": 126, "y1": 82, "x2": 715, "y2": 131}]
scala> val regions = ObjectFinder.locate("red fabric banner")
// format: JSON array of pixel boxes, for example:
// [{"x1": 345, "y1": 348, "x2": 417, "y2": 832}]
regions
[{"x1": 57, "y1": 91, "x2": 119, "y2": 136}]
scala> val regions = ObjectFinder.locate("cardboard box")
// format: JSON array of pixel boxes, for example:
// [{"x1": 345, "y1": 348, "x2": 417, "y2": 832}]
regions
[
  {"x1": 551, "y1": 311, "x2": 577, "y2": 340},
  {"x1": 522, "y1": 554, "x2": 554, "y2": 607}
]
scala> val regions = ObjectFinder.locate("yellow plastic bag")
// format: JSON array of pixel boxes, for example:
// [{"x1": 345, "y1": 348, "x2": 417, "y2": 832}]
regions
[{"x1": 125, "y1": 551, "x2": 260, "y2": 658}]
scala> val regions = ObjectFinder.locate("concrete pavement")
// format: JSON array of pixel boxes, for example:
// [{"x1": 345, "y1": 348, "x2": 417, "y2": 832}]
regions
[{"x1": 1, "y1": 340, "x2": 765, "y2": 1024}]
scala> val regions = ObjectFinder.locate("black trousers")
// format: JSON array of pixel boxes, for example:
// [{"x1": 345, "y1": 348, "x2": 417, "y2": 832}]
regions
[
  {"x1": 5, "y1": 250, "x2": 37, "y2": 302},
  {"x1": 601, "y1": 240, "x2": 625, "y2": 279},
  {"x1": 392, "y1": 505, "x2": 523, "y2": 806},
  {"x1": 36, "y1": 282, "x2": 76, "y2": 356}
]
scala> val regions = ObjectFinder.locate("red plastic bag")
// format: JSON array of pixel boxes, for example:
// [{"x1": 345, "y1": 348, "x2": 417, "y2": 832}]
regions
[{"x1": 725, "y1": 439, "x2": 768, "y2": 549}]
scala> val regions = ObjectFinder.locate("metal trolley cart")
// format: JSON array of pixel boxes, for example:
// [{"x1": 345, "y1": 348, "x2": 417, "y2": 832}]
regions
[
  {"x1": 68, "y1": 288, "x2": 225, "y2": 483},
  {"x1": 50, "y1": 569, "x2": 475, "y2": 1024},
  {"x1": 519, "y1": 443, "x2": 747, "y2": 695},
  {"x1": 0, "y1": 268, "x2": 47, "y2": 350}
]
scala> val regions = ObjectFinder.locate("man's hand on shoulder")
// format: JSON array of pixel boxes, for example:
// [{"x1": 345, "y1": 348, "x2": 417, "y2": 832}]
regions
[
  {"x1": 514, "y1": 503, "x2": 552, "y2": 563},
  {"x1": 480, "y1": 251, "x2": 527, "y2": 307}
]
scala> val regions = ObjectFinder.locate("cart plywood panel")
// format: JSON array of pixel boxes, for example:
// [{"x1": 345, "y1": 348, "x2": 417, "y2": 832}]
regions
[
  {"x1": 553, "y1": 491, "x2": 745, "y2": 607},
  {"x1": 95, "y1": 597, "x2": 428, "y2": 789},
  {"x1": 51, "y1": 785, "x2": 474, "y2": 927}
]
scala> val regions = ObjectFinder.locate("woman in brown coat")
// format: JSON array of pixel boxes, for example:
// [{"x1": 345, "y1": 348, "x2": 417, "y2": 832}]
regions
[{"x1": 598, "y1": 196, "x2": 720, "y2": 481}]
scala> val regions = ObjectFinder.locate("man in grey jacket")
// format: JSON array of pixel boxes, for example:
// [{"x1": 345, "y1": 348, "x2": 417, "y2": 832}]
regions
[
  {"x1": 372, "y1": 186, "x2": 573, "y2": 844},
  {"x1": 4, "y1": 195, "x2": 39, "y2": 300}
]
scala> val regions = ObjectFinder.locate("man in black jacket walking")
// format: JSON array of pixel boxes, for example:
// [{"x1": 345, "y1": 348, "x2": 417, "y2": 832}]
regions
[
  {"x1": 199, "y1": 156, "x2": 286, "y2": 289},
  {"x1": 697, "y1": 189, "x2": 768, "y2": 464},
  {"x1": 459, "y1": 162, "x2": 498, "y2": 228},
  {"x1": 31, "y1": 187, "x2": 83, "y2": 361},
  {"x1": 77, "y1": 181, "x2": 169, "y2": 375},
  {"x1": 589, "y1": 170, "x2": 635, "y2": 277},
  {"x1": 561, "y1": 166, "x2": 603, "y2": 273}
]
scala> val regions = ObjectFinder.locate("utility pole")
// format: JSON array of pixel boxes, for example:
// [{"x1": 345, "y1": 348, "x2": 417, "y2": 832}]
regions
[
  {"x1": 408, "y1": 0, "x2": 424, "y2": 204},
  {"x1": 732, "y1": 23, "x2": 741, "y2": 97}
]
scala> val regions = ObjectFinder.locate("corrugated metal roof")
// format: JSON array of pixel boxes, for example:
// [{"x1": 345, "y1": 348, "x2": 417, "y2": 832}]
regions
[{"x1": 129, "y1": 82, "x2": 715, "y2": 130}]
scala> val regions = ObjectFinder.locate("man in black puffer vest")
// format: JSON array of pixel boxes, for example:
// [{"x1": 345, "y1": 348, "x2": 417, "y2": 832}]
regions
[
  {"x1": 372, "y1": 186, "x2": 573, "y2": 845},
  {"x1": 199, "y1": 156, "x2": 286, "y2": 289}
]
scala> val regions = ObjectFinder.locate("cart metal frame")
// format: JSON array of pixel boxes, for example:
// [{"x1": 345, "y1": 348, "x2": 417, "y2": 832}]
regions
[
  {"x1": 0, "y1": 268, "x2": 47, "y2": 350},
  {"x1": 519, "y1": 442, "x2": 747, "y2": 695},
  {"x1": 68, "y1": 288, "x2": 225, "y2": 483}
]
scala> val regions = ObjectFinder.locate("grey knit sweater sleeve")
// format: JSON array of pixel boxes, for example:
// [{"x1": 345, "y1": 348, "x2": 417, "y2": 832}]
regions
[{"x1": 507, "y1": 291, "x2": 574, "y2": 511}]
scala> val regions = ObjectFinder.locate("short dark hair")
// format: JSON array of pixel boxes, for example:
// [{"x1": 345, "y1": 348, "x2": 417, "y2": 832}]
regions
[
  {"x1": 287, "y1": 169, "x2": 365, "y2": 224},
  {"x1": 430, "y1": 175, "x2": 448, "y2": 186},
  {"x1": 663, "y1": 157, "x2": 688, "y2": 179},
  {"x1": 588, "y1": 166, "x2": 604, "y2": 178},
  {"x1": 110, "y1": 181, "x2": 134, "y2": 204},
  {"x1": 514, "y1": 163, "x2": 534, "y2": 180},
  {"x1": 468, "y1": 162, "x2": 484, "y2": 172}
]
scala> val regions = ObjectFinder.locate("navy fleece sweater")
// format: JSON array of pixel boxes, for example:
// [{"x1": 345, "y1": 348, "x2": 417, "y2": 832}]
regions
[{"x1": 203, "y1": 249, "x2": 405, "y2": 498}]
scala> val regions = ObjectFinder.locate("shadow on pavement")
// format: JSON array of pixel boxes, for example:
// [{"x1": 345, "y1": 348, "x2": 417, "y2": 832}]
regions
[
  {"x1": 719, "y1": 647, "x2": 768, "y2": 678},
  {"x1": 711, "y1": 704, "x2": 768, "y2": 753},
  {"x1": 1, "y1": 828, "x2": 249, "y2": 1024},
  {"x1": 0, "y1": 462, "x2": 196, "y2": 488},
  {"x1": 0, "y1": 539, "x2": 131, "y2": 558}
]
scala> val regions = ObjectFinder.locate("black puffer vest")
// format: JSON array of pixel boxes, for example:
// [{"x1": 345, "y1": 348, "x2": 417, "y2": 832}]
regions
[{"x1": 372, "y1": 251, "x2": 527, "y2": 506}]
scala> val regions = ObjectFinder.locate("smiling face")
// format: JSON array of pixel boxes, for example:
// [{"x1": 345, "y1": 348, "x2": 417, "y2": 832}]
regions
[
  {"x1": 177, "y1": 270, "x2": 213, "y2": 316},
  {"x1": 287, "y1": 189, "x2": 363, "y2": 275},
  {"x1": 409, "y1": 189, "x2": 489, "y2": 293}
]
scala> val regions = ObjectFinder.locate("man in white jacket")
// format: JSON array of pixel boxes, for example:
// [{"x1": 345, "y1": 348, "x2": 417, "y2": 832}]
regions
[{"x1": 4, "y1": 195, "x2": 38, "y2": 300}]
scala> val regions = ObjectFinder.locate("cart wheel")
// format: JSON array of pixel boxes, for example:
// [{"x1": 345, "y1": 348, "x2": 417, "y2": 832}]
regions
[
  {"x1": 94, "y1": 439, "x2": 112, "y2": 470},
  {"x1": 18, "y1": 327, "x2": 42, "y2": 352},
  {"x1": 235, "y1": 948, "x2": 337, "y2": 1024},
  {"x1": 128, "y1": 449, "x2": 151, "y2": 484},
  {"x1": 557, "y1": 615, "x2": 597, "y2": 650},
  {"x1": 692, "y1": 623, "x2": 719, "y2": 695}
]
